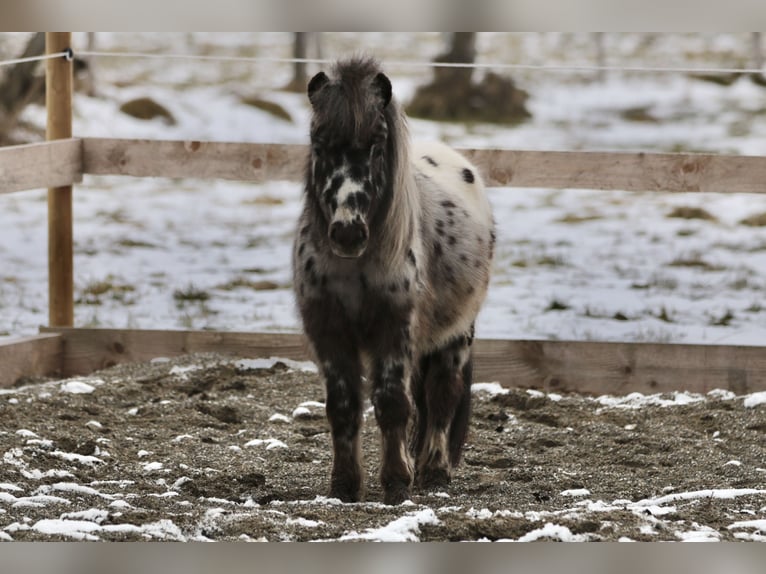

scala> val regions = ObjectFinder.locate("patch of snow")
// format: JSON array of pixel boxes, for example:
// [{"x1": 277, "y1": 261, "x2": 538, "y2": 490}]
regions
[
  {"x1": 286, "y1": 517, "x2": 324, "y2": 528},
  {"x1": 33, "y1": 519, "x2": 101, "y2": 541},
  {"x1": 141, "y1": 519, "x2": 187, "y2": 541},
  {"x1": 15, "y1": 429, "x2": 38, "y2": 438},
  {"x1": 142, "y1": 462, "x2": 164, "y2": 472},
  {"x1": 235, "y1": 357, "x2": 318, "y2": 373},
  {"x1": 0, "y1": 483, "x2": 23, "y2": 492},
  {"x1": 245, "y1": 438, "x2": 288, "y2": 450},
  {"x1": 60, "y1": 380, "x2": 98, "y2": 394},
  {"x1": 728, "y1": 518, "x2": 766, "y2": 532},
  {"x1": 339, "y1": 509, "x2": 440, "y2": 542},
  {"x1": 517, "y1": 522, "x2": 588, "y2": 542},
  {"x1": 707, "y1": 389, "x2": 736, "y2": 400},
  {"x1": 471, "y1": 382, "x2": 509, "y2": 396},
  {"x1": 173, "y1": 434, "x2": 194, "y2": 442},
  {"x1": 137, "y1": 450, "x2": 151, "y2": 458},
  {"x1": 269, "y1": 413, "x2": 291, "y2": 423},
  {"x1": 636, "y1": 488, "x2": 766, "y2": 507},
  {"x1": 169, "y1": 365, "x2": 202, "y2": 380},
  {"x1": 62, "y1": 509, "x2": 109, "y2": 524},
  {"x1": 724, "y1": 460, "x2": 742, "y2": 467},
  {"x1": 675, "y1": 523, "x2": 721, "y2": 542},
  {"x1": 743, "y1": 391, "x2": 766, "y2": 408},
  {"x1": 109, "y1": 499, "x2": 132, "y2": 509},
  {"x1": 49, "y1": 451, "x2": 104, "y2": 466},
  {"x1": 35, "y1": 483, "x2": 114, "y2": 500},
  {"x1": 560, "y1": 489, "x2": 591, "y2": 497},
  {"x1": 7, "y1": 398, "x2": 19, "y2": 405},
  {"x1": 595, "y1": 391, "x2": 706, "y2": 409},
  {"x1": 291, "y1": 407, "x2": 312, "y2": 418}
]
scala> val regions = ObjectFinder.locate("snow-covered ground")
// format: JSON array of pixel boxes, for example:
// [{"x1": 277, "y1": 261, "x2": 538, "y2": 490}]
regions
[{"x1": 2, "y1": 32, "x2": 766, "y2": 345}]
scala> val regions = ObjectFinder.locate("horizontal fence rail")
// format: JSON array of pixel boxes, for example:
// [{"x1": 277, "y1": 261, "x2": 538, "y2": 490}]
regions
[
  {"x1": 0, "y1": 139, "x2": 82, "y2": 195},
  {"x1": 2, "y1": 137, "x2": 766, "y2": 194},
  {"x1": 30, "y1": 327, "x2": 766, "y2": 396}
]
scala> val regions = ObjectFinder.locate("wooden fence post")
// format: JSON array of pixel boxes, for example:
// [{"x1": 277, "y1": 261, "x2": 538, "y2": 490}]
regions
[{"x1": 46, "y1": 32, "x2": 74, "y2": 327}]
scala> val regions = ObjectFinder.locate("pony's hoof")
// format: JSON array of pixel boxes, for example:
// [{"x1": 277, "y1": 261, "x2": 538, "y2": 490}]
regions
[
  {"x1": 417, "y1": 466, "x2": 451, "y2": 490},
  {"x1": 383, "y1": 484, "x2": 411, "y2": 506},
  {"x1": 330, "y1": 482, "x2": 361, "y2": 503}
]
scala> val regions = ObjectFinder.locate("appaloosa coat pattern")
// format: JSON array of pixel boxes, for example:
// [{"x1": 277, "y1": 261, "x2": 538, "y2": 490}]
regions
[{"x1": 292, "y1": 57, "x2": 495, "y2": 505}]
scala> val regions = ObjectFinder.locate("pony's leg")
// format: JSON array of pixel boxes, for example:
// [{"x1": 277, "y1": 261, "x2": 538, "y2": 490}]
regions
[
  {"x1": 416, "y1": 330, "x2": 473, "y2": 489},
  {"x1": 307, "y1": 320, "x2": 364, "y2": 502},
  {"x1": 408, "y1": 353, "x2": 430, "y2": 465},
  {"x1": 322, "y1": 356, "x2": 364, "y2": 502},
  {"x1": 372, "y1": 352, "x2": 414, "y2": 505}
]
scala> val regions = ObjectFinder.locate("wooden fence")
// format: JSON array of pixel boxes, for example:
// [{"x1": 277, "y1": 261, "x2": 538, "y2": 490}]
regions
[{"x1": 1, "y1": 32, "x2": 766, "y2": 395}]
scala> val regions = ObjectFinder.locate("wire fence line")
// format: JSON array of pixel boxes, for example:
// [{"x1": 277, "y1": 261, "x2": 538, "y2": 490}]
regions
[
  {"x1": 1, "y1": 48, "x2": 764, "y2": 76},
  {"x1": 74, "y1": 50, "x2": 766, "y2": 76},
  {"x1": 0, "y1": 50, "x2": 71, "y2": 68}
]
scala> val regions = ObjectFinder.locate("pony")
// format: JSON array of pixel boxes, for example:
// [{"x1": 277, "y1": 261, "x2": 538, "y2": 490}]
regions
[{"x1": 292, "y1": 56, "x2": 495, "y2": 505}]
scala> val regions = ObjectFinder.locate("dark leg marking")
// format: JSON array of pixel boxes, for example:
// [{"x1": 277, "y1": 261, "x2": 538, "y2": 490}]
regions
[
  {"x1": 413, "y1": 332, "x2": 473, "y2": 490},
  {"x1": 372, "y1": 357, "x2": 413, "y2": 505}
]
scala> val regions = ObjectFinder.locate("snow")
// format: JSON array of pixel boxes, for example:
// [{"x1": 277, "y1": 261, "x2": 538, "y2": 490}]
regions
[
  {"x1": 595, "y1": 391, "x2": 707, "y2": 410},
  {"x1": 2, "y1": 32, "x2": 766, "y2": 543},
  {"x1": 3, "y1": 33, "x2": 766, "y2": 349},
  {"x1": 59, "y1": 380, "x2": 99, "y2": 394},
  {"x1": 245, "y1": 438, "x2": 288, "y2": 450},
  {"x1": 560, "y1": 489, "x2": 591, "y2": 497},
  {"x1": 338, "y1": 509, "x2": 440, "y2": 541},
  {"x1": 471, "y1": 382, "x2": 509, "y2": 396},
  {"x1": 235, "y1": 358, "x2": 318, "y2": 373},
  {"x1": 743, "y1": 391, "x2": 766, "y2": 408},
  {"x1": 516, "y1": 522, "x2": 587, "y2": 542}
]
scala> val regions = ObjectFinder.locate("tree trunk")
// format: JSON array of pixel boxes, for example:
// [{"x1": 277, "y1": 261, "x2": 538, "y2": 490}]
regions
[
  {"x1": 285, "y1": 33, "x2": 309, "y2": 92},
  {"x1": 433, "y1": 33, "x2": 476, "y2": 89},
  {"x1": 408, "y1": 32, "x2": 531, "y2": 124}
]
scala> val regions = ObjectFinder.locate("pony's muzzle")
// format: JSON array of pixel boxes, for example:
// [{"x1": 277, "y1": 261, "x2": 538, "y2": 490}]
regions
[{"x1": 329, "y1": 220, "x2": 369, "y2": 258}]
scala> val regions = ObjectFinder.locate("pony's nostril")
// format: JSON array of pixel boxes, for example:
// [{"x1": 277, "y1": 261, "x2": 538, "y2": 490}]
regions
[{"x1": 330, "y1": 221, "x2": 368, "y2": 252}]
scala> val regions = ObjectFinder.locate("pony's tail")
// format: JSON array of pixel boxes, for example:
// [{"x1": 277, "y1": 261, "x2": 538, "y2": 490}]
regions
[{"x1": 448, "y1": 352, "x2": 473, "y2": 467}]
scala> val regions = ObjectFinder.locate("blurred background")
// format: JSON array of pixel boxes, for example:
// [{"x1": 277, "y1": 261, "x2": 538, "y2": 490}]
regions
[{"x1": 2, "y1": 33, "x2": 766, "y2": 346}]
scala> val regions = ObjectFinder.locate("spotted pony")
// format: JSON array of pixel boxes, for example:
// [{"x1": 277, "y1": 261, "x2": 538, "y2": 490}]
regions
[{"x1": 292, "y1": 57, "x2": 495, "y2": 505}]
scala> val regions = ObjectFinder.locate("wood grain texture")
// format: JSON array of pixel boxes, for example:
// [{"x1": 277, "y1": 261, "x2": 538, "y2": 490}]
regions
[
  {"x1": 0, "y1": 334, "x2": 63, "y2": 388},
  {"x1": 82, "y1": 138, "x2": 307, "y2": 183},
  {"x1": 80, "y1": 137, "x2": 766, "y2": 193},
  {"x1": 41, "y1": 327, "x2": 766, "y2": 395},
  {"x1": 42, "y1": 327, "x2": 308, "y2": 377},
  {"x1": 461, "y1": 148, "x2": 766, "y2": 192},
  {"x1": 0, "y1": 139, "x2": 82, "y2": 194},
  {"x1": 46, "y1": 33, "x2": 75, "y2": 327}
]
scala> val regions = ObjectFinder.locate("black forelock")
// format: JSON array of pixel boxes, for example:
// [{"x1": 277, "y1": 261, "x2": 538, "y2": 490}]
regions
[{"x1": 310, "y1": 56, "x2": 391, "y2": 146}]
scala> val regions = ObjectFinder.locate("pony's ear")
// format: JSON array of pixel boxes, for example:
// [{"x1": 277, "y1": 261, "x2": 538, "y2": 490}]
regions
[
  {"x1": 373, "y1": 72, "x2": 392, "y2": 108},
  {"x1": 308, "y1": 72, "x2": 329, "y2": 104}
]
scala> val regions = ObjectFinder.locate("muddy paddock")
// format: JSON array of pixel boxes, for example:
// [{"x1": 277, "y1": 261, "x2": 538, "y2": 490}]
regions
[{"x1": 0, "y1": 354, "x2": 764, "y2": 541}]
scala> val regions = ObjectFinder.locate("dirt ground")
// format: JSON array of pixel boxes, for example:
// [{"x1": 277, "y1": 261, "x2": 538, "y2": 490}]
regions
[{"x1": 1, "y1": 354, "x2": 764, "y2": 542}]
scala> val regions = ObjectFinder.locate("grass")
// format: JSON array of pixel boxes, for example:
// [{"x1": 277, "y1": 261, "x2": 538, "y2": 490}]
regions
[
  {"x1": 739, "y1": 212, "x2": 766, "y2": 227},
  {"x1": 710, "y1": 310, "x2": 735, "y2": 327},
  {"x1": 217, "y1": 277, "x2": 282, "y2": 291},
  {"x1": 668, "y1": 255, "x2": 726, "y2": 272},
  {"x1": 545, "y1": 298, "x2": 570, "y2": 312},
  {"x1": 173, "y1": 284, "x2": 211, "y2": 304},
  {"x1": 555, "y1": 213, "x2": 604, "y2": 224},
  {"x1": 117, "y1": 238, "x2": 158, "y2": 249},
  {"x1": 77, "y1": 277, "x2": 137, "y2": 306},
  {"x1": 666, "y1": 206, "x2": 717, "y2": 222}
]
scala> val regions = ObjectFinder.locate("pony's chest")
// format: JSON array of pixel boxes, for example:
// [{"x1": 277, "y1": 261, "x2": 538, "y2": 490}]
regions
[{"x1": 323, "y1": 267, "x2": 413, "y2": 320}]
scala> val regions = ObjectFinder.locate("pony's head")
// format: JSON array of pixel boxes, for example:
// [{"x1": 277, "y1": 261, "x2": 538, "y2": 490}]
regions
[{"x1": 306, "y1": 57, "x2": 395, "y2": 258}]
